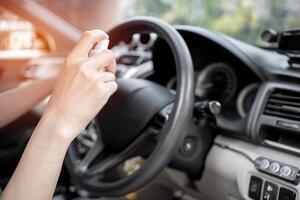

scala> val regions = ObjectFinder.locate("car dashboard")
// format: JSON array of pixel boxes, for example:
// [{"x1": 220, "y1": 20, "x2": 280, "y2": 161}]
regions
[
  {"x1": 114, "y1": 26, "x2": 279, "y2": 141},
  {"x1": 113, "y1": 26, "x2": 300, "y2": 200}
]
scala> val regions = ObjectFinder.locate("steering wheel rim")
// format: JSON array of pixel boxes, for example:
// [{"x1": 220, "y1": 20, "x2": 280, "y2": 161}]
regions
[{"x1": 65, "y1": 16, "x2": 194, "y2": 197}]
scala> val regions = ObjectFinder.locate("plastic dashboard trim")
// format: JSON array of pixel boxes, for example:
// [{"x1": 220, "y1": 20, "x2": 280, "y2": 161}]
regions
[{"x1": 247, "y1": 82, "x2": 300, "y2": 148}]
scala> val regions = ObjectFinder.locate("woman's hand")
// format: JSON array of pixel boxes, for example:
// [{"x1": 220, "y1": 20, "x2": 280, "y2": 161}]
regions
[
  {"x1": 1, "y1": 30, "x2": 118, "y2": 200},
  {"x1": 41, "y1": 30, "x2": 117, "y2": 142}
]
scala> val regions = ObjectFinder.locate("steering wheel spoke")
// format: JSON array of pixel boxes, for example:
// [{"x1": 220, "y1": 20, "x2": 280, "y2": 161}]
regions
[
  {"x1": 143, "y1": 103, "x2": 174, "y2": 139},
  {"x1": 76, "y1": 139, "x2": 105, "y2": 174},
  {"x1": 86, "y1": 132, "x2": 151, "y2": 177}
]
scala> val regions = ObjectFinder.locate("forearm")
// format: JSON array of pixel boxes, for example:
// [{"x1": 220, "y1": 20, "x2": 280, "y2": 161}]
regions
[
  {"x1": 1, "y1": 115, "x2": 72, "y2": 200},
  {"x1": 0, "y1": 29, "x2": 116, "y2": 200},
  {"x1": 0, "y1": 78, "x2": 55, "y2": 128}
]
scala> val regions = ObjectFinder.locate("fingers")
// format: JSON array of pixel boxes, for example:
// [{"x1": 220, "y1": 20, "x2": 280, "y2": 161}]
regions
[
  {"x1": 72, "y1": 30, "x2": 108, "y2": 58},
  {"x1": 84, "y1": 50, "x2": 117, "y2": 73},
  {"x1": 66, "y1": 30, "x2": 116, "y2": 75},
  {"x1": 95, "y1": 81, "x2": 117, "y2": 102},
  {"x1": 96, "y1": 72, "x2": 116, "y2": 83},
  {"x1": 104, "y1": 81, "x2": 118, "y2": 95}
]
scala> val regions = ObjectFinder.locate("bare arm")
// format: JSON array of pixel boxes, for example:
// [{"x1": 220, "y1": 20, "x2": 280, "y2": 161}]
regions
[
  {"x1": 0, "y1": 117, "x2": 71, "y2": 200},
  {"x1": 0, "y1": 78, "x2": 55, "y2": 128},
  {"x1": 1, "y1": 30, "x2": 117, "y2": 200}
]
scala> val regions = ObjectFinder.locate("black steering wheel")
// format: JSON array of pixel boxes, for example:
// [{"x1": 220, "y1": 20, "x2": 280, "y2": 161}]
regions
[{"x1": 65, "y1": 16, "x2": 194, "y2": 197}]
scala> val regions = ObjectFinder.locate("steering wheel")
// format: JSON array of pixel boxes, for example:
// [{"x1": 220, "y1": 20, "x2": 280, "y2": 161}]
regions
[{"x1": 65, "y1": 16, "x2": 194, "y2": 197}]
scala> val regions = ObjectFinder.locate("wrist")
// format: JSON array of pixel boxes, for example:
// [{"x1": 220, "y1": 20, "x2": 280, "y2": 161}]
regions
[{"x1": 37, "y1": 111, "x2": 79, "y2": 146}]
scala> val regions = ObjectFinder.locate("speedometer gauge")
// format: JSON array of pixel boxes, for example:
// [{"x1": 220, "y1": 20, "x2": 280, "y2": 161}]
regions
[{"x1": 196, "y1": 62, "x2": 237, "y2": 104}]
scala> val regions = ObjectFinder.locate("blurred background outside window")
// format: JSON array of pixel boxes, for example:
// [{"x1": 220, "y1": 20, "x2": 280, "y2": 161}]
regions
[
  {"x1": 123, "y1": 0, "x2": 300, "y2": 45},
  {"x1": 1, "y1": 0, "x2": 300, "y2": 50},
  {"x1": 0, "y1": 7, "x2": 49, "y2": 51}
]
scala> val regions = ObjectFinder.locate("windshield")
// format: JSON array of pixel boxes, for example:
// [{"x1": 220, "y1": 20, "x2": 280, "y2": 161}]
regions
[{"x1": 123, "y1": 0, "x2": 300, "y2": 45}]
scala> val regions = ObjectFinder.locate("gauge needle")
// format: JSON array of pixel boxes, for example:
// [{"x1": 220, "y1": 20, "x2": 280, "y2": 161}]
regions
[
  {"x1": 196, "y1": 82, "x2": 214, "y2": 97},
  {"x1": 200, "y1": 82, "x2": 214, "y2": 89}
]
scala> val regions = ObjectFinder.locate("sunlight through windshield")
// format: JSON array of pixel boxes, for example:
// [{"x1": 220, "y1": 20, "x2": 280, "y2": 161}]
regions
[{"x1": 123, "y1": 0, "x2": 300, "y2": 45}]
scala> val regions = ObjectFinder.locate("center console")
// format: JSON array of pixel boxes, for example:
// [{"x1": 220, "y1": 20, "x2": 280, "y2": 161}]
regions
[
  {"x1": 246, "y1": 82, "x2": 300, "y2": 200},
  {"x1": 194, "y1": 82, "x2": 300, "y2": 200},
  {"x1": 248, "y1": 82, "x2": 300, "y2": 154}
]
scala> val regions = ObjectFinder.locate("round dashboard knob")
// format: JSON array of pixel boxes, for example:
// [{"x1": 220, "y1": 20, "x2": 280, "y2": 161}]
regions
[
  {"x1": 269, "y1": 162, "x2": 280, "y2": 173},
  {"x1": 259, "y1": 159, "x2": 270, "y2": 169},
  {"x1": 208, "y1": 101, "x2": 222, "y2": 115},
  {"x1": 280, "y1": 166, "x2": 292, "y2": 177}
]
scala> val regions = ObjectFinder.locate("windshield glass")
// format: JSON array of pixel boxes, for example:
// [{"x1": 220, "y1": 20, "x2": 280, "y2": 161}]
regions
[{"x1": 123, "y1": 0, "x2": 300, "y2": 45}]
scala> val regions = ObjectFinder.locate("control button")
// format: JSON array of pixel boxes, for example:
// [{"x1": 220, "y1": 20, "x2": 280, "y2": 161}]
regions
[
  {"x1": 254, "y1": 157, "x2": 300, "y2": 184},
  {"x1": 260, "y1": 159, "x2": 270, "y2": 169},
  {"x1": 278, "y1": 187, "x2": 296, "y2": 200},
  {"x1": 249, "y1": 176, "x2": 263, "y2": 200},
  {"x1": 180, "y1": 137, "x2": 196, "y2": 156},
  {"x1": 290, "y1": 170, "x2": 298, "y2": 179},
  {"x1": 262, "y1": 181, "x2": 278, "y2": 200},
  {"x1": 183, "y1": 142, "x2": 193, "y2": 152},
  {"x1": 280, "y1": 166, "x2": 292, "y2": 177},
  {"x1": 269, "y1": 162, "x2": 280, "y2": 173}
]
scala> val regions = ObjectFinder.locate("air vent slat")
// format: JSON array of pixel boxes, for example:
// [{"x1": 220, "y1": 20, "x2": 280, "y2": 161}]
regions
[
  {"x1": 270, "y1": 93, "x2": 300, "y2": 101},
  {"x1": 265, "y1": 110, "x2": 300, "y2": 120},
  {"x1": 266, "y1": 105, "x2": 300, "y2": 114},
  {"x1": 264, "y1": 89, "x2": 300, "y2": 121},
  {"x1": 269, "y1": 99, "x2": 300, "y2": 107}
]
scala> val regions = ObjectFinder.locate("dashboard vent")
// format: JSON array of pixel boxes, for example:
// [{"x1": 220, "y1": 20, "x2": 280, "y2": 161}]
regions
[{"x1": 264, "y1": 89, "x2": 300, "y2": 121}]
